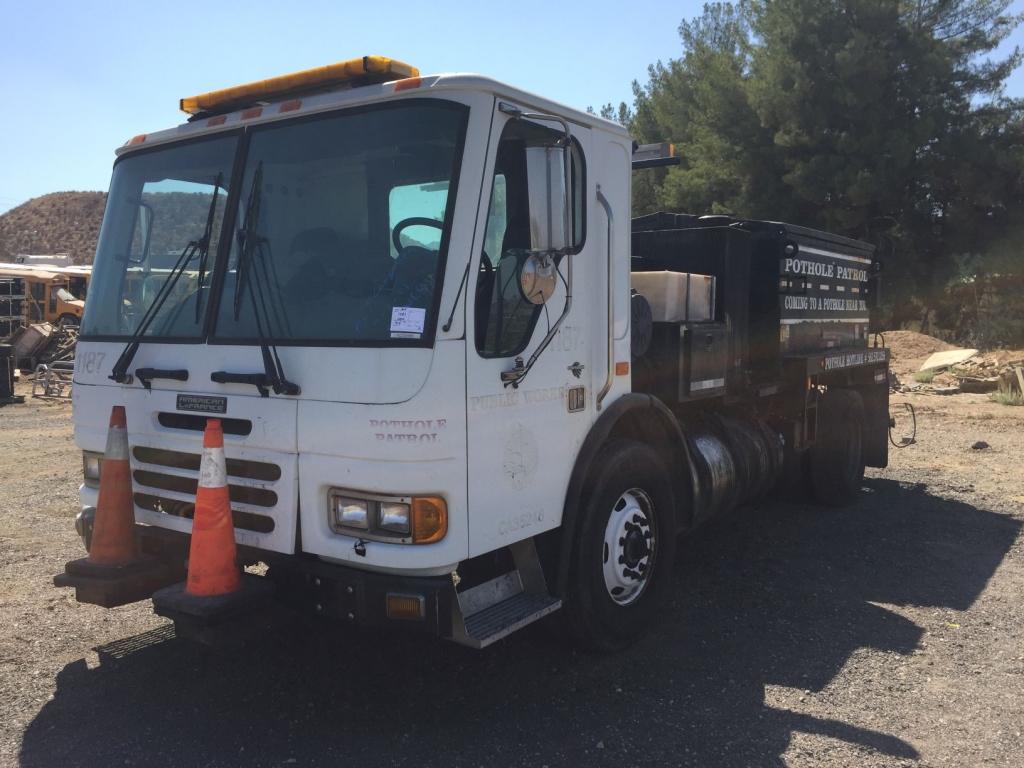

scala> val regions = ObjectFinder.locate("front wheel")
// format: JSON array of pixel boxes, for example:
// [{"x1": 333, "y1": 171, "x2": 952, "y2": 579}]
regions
[{"x1": 564, "y1": 440, "x2": 677, "y2": 651}]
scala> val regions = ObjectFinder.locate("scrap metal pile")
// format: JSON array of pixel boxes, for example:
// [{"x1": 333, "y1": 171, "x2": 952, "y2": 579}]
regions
[
  {"x1": 8, "y1": 322, "x2": 77, "y2": 368},
  {"x1": 7, "y1": 322, "x2": 79, "y2": 399},
  {"x1": 896, "y1": 347, "x2": 1024, "y2": 396}
]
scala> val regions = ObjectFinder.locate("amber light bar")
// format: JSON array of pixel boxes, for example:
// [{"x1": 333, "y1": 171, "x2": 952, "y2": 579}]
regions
[{"x1": 179, "y1": 55, "x2": 420, "y2": 116}]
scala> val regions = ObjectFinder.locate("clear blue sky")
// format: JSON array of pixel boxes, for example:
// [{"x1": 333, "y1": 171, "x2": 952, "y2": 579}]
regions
[{"x1": 2, "y1": 0, "x2": 1023, "y2": 214}]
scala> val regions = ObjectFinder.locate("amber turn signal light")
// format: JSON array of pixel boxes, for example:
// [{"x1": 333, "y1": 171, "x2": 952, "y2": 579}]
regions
[
  {"x1": 386, "y1": 593, "x2": 426, "y2": 620},
  {"x1": 411, "y1": 496, "x2": 447, "y2": 544}
]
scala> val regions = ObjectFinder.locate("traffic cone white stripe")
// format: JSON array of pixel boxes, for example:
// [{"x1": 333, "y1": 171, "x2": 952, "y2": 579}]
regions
[
  {"x1": 186, "y1": 419, "x2": 241, "y2": 597},
  {"x1": 198, "y1": 446, "x2": 227, "y2": 489},
  {"x1": 104, "y1": 424, "x2": 129, "y2": 461}
]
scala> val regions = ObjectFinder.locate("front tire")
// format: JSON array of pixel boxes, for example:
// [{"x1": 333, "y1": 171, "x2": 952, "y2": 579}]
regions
[{"x1": 564, "y1": 440, "x2": 677, "y2": 651}]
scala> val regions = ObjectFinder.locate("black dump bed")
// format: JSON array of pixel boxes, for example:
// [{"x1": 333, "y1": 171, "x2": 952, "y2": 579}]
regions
[{"x1": 631, "y1": 212, "x2": 879, "y2": 390}]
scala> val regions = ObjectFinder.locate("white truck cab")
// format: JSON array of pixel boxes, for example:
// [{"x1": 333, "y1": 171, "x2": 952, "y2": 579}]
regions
[{"x1": 72, "y1": 57, "x2": 644, "y2": 648}]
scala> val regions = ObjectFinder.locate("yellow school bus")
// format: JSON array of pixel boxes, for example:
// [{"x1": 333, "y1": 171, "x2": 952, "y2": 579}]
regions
[{"x1": 0, "y1": 263, "x2": 88, "y2": 326}]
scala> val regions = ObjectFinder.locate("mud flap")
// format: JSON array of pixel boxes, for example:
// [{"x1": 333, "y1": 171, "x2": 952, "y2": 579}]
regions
[{"x1": 861, "y1": 377, "x2": 890, "y2": 468}]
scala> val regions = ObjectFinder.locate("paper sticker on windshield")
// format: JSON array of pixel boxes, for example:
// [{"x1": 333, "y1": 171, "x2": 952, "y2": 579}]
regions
[{"x1": 390, "y1": 307, "x2": 426, "y2": 336}]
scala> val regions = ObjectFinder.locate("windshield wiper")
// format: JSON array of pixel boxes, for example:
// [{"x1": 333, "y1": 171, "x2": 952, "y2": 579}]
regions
[
  {"x1": 194, "y1": 179, "x2": 222, "y2": 323},
  {"x1": 218, "y1": 163, "x2": 299, "y2": 397},
  {"x1": 110, "y1": 174, "x2": 223, "y2": 384}
]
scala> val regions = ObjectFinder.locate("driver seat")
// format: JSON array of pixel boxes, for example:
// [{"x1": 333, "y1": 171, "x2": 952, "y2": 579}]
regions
[{"x1": 391, "y1": 246, "x2": 437, "y2": 309}]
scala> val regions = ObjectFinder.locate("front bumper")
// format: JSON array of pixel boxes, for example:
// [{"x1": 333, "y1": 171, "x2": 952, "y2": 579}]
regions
[
  {"x1": 271, "y1": 558, "x2": 456, "y2": 637},
  {"x1": 138, "y1": 526, "x2": 456, "y2": 638}
]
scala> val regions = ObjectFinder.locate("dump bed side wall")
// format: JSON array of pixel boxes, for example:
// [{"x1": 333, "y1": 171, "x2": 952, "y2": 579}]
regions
[{"x1": 631, "y1": 218, "x2": 878, "y2": 367}]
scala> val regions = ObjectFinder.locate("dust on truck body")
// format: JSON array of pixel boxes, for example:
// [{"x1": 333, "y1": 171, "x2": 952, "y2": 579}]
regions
[{"x1": 63, "y1": 56, "x2": 890, "y2": 650}]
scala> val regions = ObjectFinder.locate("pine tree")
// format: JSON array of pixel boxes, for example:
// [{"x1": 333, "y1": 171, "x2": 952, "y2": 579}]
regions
[{"x1": 627, "y1": 0, "x2": 1024, "y2": 332}]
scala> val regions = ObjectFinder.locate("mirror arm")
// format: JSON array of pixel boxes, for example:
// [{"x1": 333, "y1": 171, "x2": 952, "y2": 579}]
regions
[
  {"x1": 595, "y1": 186, "x2": 615, "y2": 411},
  {"x1": 500, "y1": 253, "x2": 573, "y2": 389}
]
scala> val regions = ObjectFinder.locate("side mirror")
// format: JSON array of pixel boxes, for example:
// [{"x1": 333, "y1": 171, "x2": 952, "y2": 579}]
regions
[
  {"x1": 525, "y1": 145, "x2": 571, "y2": 254},
  {"x1": 517, "y1": 250, "x2": 557, "y2": 305}
]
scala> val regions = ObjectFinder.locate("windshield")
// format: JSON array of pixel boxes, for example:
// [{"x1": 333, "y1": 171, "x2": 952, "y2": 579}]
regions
[
  {"x1": 82, "y1": 136, "x2": 236, "y2": 338},
  {"x1": 214, "y1": 100, "x2": 466, "y2": 344},
  {"x1": 82, "y1": 99, "x2": 468, "y2": 346}
]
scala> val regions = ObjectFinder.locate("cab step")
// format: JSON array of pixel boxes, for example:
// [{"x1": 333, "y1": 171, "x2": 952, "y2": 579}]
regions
[
  {"x1": 450, "y1": 538, "x2": 561, "y2": 649},
  {"x1": 462, "y1": 592, "x2": 561, "y2": 648}
]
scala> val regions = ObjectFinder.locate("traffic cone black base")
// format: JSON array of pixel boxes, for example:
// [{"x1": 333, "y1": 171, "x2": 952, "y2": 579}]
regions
[
  {"x1": 55, "y1": 556, "x2": 180, "y2": 608},
  {"x1": 152, "y1": 573, "x2": 275, "y2": 644}
]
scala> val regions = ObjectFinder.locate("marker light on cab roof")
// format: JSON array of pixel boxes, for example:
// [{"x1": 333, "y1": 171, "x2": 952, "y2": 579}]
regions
[{"x1": 179, "y1": 55, "x2": 420, "y2": 116}]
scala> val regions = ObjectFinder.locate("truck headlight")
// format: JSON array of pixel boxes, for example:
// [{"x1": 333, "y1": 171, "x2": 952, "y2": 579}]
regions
[
  {"x1": 332, "y1": 496, "x2": 369, "y2": 529},
  {"x1": 327, "y1": 489, "x2": 446, "y2": 544},
  {"x1": 83, "y1": 451, "x2": 103, "y2": 488},
  {"x1": 379, "y1": 502, "x2": 411, "y2": 534}
]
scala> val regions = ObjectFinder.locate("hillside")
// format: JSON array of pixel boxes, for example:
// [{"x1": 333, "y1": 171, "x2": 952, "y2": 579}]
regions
[{"x1": 0, "y1": 192, "x2": 107, "y2": 264}]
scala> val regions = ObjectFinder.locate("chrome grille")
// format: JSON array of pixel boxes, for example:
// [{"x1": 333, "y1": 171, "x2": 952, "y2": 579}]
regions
[{"x1": 131, "y1": 446, "x2": 280, "y2": 534}]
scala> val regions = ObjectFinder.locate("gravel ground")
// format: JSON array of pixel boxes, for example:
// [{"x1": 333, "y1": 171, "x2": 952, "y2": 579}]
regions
[{"x1": 0, "y1": 380, "x2": 1022, "y2": 768}]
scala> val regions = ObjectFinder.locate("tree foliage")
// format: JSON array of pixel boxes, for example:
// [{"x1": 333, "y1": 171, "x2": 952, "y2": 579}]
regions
[{"x1": 619, "y1": 0, "x2": 1024, "y2": 339}]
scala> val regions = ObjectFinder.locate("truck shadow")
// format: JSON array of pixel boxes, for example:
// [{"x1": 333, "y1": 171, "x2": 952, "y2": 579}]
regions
[{"x1": 21, "y1": 478, "x2": 1021, "y2": 767}]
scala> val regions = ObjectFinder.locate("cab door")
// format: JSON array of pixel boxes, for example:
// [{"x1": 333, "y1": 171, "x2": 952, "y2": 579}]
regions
[{"x1": 465, "y1": 102, "x2": 596, "y2": 557}]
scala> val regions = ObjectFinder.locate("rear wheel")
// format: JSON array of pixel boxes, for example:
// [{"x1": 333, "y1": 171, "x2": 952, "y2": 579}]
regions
[
  {"x1": 564, "y1": 440, "x2": 677, "y2": 651},
  {"x1": 808, "y1": 389, "x2": 865, "y2": 506}
]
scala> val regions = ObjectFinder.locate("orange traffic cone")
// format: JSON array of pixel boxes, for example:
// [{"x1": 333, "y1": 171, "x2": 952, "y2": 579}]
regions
[
  {"x1": 55, "y1": 405, "x2": 180, "y2": 607},
  {"x1": 184, "y1": 418, "x2": 241, "y2": 596},
  {"x1": 153, "y1": 416, "x2": 272, "y2": 639},
  {"x1": 86, "y1": 405, "x2": 140, "y2": 566}
]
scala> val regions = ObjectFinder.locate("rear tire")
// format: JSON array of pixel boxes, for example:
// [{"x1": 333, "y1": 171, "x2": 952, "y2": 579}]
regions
[
  {"x1": 808, "y1": 389, "x2": 865, "y2": 506},
  {"x1": 564, "y1": 440, "x2": 677, "y2": 651}
]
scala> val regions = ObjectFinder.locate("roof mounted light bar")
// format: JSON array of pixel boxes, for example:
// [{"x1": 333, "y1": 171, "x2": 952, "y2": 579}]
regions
[
  {"x1": 632, "y1": 142, "x2": 680, "y2": 170},
  {"x1": 179, "y1": 55, "x2": 419, "y2": 118}
]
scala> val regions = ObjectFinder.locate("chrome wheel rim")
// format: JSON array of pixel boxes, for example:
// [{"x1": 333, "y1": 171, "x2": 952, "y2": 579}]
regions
[{"x1": 602, "y1": 488, "x2": 656, "y2": 605}]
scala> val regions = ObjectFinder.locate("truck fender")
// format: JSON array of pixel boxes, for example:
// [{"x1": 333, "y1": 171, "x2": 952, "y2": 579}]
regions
[{"x1": 552, "y1": 393, "x2": 698, "y2": 597}]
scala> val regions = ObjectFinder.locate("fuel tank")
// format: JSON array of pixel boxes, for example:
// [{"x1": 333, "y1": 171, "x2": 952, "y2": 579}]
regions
[{"x1": 682, "y1": 413, "x2": 784, "y2": 524}]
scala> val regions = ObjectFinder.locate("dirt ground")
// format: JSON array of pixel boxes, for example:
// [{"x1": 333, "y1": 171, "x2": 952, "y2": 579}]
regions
[{"x1": 1, "y1": 369, "x2": 1022, "y2": 767}]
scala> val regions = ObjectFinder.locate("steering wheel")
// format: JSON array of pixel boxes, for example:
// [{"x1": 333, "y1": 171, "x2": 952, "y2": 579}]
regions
[{"x1": 392, "y1": 217, "x2": 443, "y2": 254}]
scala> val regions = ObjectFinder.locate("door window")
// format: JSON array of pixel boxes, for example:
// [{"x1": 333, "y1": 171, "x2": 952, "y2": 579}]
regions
[{"x1": 474, "y1": 120, "x2": 584, "y2": 357}]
